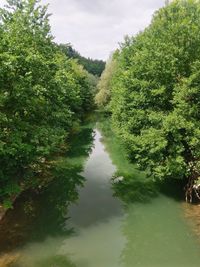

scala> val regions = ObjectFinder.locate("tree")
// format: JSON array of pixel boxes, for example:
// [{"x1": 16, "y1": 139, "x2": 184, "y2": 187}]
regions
[
  {"x1": 110, "y1": 0, "x2": 200, "y2": 201},
  {"x1": 95, "y1": 53, "x2": 117, "y2": 109},
  {"x1": 0, "y1": 0, "x2": 93, "y2": 204},
  {"x1": 58, "y1": 43, "x2": 106, "y2": 77}
]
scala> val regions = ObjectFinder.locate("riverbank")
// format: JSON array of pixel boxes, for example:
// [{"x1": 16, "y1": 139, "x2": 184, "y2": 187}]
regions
[
  {"x1": 0, "y1": 114, "x2": 95, "y2": 223},
  {"x1": 102, "y1": 120, "x2": 200, "y2": 265},
  {"x1": 98, "y1": 115, "x2": 200, "y2": 242}
]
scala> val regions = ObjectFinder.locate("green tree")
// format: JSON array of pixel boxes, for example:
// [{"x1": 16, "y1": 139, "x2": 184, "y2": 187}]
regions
[
  {"x1": 95, "y1": 53, "x2": 117, "y2": 109},
  {"x1": 110, "y1": 0, "x2": 200, "y2": 200},
  {"x1": 58, "y1": 43, "x2": 106, "y2": 77},
  {"x1": 0, "y1": 0, "x2": 93, "y2": 204}
]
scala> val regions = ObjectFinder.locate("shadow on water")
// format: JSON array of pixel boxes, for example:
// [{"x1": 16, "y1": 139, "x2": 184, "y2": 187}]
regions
[
  {"x1": 112, "y1": 173, "x2": 185, "y2": 205},
  {"x1": 96, "y1": 118, "x2": 200, "y2": 267},
  {"x1": 97, "y1": 115, "x2": 185, "y2": 206},
  {"x1": 158, "y1": 178, "x2": 185, "y2": 202},
  {"x1": 0, "y1": 122, "x2": 95, "y2": 256},
  {"x1": 112, "y1": 173, "x2": 158, "y2": 204},
  {"x1": 97, "y1": 118, "x2": 158, "y2": 205},
  {"x1": 67, "y1": 123, "x2": 95, "y2": 159}
]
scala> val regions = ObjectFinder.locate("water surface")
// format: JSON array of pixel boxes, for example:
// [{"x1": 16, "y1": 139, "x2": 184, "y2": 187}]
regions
[{"x1": 0, "y1": 126, "x2": 199, "y2": 267}]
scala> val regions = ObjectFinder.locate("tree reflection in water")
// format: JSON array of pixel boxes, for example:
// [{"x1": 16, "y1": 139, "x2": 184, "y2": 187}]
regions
[{"x1": 0, "y1": 123, "x2": 95, "y2": 265}]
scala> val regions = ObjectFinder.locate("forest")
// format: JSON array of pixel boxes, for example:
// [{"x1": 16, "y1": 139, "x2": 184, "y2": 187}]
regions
[{"x1": 58, "y1": 43, "x2": 106, "y2": 77}]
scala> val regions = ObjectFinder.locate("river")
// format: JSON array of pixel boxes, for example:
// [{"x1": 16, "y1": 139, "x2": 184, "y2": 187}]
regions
[{"x1": 0, "y1": 122, "x2": 199, "y2": 267}]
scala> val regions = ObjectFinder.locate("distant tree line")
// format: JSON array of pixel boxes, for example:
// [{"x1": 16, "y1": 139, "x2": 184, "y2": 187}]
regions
[
  {"x1": 96, "y1": 0, "x2": 200, "y2": 201},
  {"x1": 0, "y1": 0, "x2": 95, "y2": 206},
  {"x1": 59, "y1": 44, "x2": 105, "y2": 77}
]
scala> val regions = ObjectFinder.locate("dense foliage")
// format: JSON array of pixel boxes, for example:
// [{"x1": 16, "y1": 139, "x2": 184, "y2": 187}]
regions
[
  {"x1": 95, "y1": 54, "x2": 117, "y2": 110},
  {"x1": 102, "y1": 0, "x2": 200, "y2": 196},
  {"x1": 0, "y1": 0, "x2": 94, "y2": 205},
  {"x1": 59, "y1": 43, "x2": 105, "y2": 77}
]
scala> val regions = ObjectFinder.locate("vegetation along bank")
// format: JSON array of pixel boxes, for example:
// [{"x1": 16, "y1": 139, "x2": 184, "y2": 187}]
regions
[
  {"x1": 96, "y1": 0, "x2": 200, "y2": 203},
  {"x1": 0, "y1": 0, "x2": 104, "y2": 212}
]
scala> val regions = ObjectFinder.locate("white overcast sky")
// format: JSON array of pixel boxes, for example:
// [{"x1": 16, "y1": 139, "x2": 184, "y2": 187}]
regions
[{"x1": 0, "y1": 0, "x2": 166, "y2": 60}]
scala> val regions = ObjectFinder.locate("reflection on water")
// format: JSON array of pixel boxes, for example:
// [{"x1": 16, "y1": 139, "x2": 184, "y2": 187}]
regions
[
  {"x1": 0, "y1": 123, "x2": 95, "y2": 266},
  {"x1": 0, "y1": 123, "x2": 199, "y2": 267},
  {"x1": 67, "y1": 130, "x2": 123, "y2": 228},
  {"x1": 99, "y1": 118, "x2": 200, "y2": 267},
  {"x1": 58, "y1": 130, "x2": 125, "y2": 267}
]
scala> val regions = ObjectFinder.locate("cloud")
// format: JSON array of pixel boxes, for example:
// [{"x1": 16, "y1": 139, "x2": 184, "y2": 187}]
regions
[{"x1": 0, "y1": 0, "x2": 166, "y2": 60}]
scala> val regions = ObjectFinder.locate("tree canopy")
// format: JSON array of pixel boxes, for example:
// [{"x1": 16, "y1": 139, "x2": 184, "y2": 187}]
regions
[
  {"x1": 104, "y1": 0, "x2": 200, "y2": 199},
  {"x1": 0, "y1": 0, "x2": 94, "y2": 205},
  {"x1": 95, "y1": 53, "x2": 117, "y2": 109},
  {"x1": 58, "y1": 43, "x2": 105, "y2": 77}
]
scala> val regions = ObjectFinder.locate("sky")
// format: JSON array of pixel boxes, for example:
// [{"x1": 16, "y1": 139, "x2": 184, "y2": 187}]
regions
[{"x1": 0, "y1": 0, "x2": 166, "y2": 60}]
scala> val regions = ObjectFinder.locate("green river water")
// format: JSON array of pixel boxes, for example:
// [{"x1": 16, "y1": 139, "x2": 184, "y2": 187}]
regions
[{"x1": 0, "y1": 120, "x2": 199, "y2": 267}]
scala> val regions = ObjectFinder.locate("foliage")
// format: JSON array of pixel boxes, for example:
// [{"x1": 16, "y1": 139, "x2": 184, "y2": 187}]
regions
[
  {"x1": 95, "y1": 53, "x2": 118, "y2": 109},
  {"x1": 98, "y1": 116, "x2": 158, "y2": 203},
  {"x1": 110, "y1": 0, "x2": 200, "y2": 188},
  {"x1": 0, "y1": 0, "x2": 94, "y2": 204},
  {"x1": 58, "y1": 43, "x2": 105, "y2": 77},
  {"x1": 0, "y1": 122, "x2": 95, "y2": 253}
]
